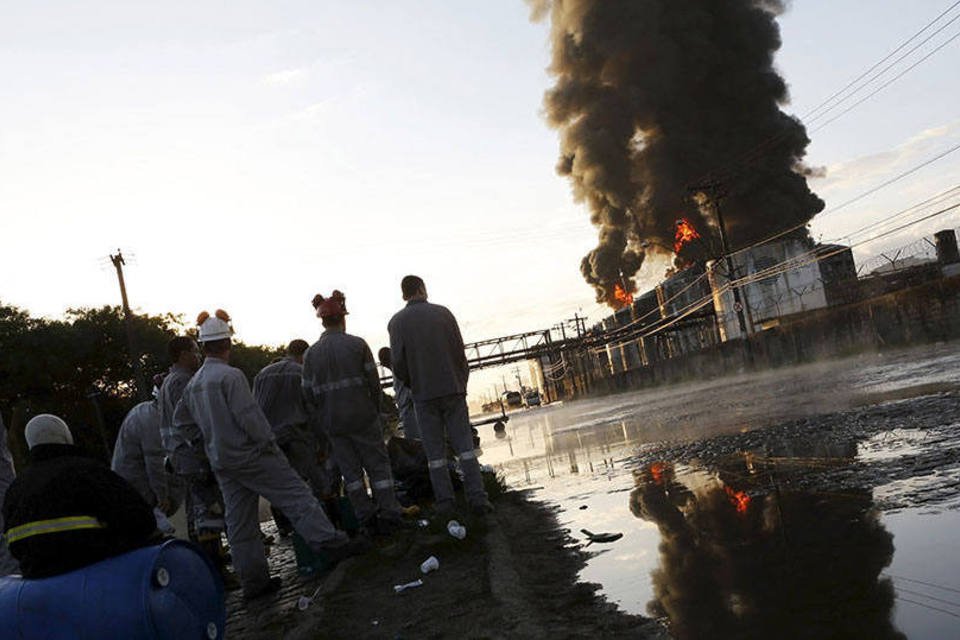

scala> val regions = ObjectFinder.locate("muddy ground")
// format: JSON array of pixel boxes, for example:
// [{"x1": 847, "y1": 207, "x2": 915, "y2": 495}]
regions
[{"x1": 226, "y1": 490, "x2": 668, "y2": 640}]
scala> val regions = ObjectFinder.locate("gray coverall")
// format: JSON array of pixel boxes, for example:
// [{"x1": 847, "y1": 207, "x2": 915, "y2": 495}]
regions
[
  {"x1": 388, "y1": 300, "x2": 487, "y2": 512},
  {"x1": 302, "y1": 329, "x2": 401, "y2": 524},
  {"x1": 176, "y1": 356, "x2": 346, "y2": 595},
  {"x1": 253, "y1": 357, "x2": 332, "y2": 497},
  {"x1": 0, "y1": 414, "x2": 19, "y2": 576},
  {"x1": 158, "y1": 364, "x2": 225, "y2": 538},
  {"x1": 111, "y1": 400, "x2": 180, "y2": 511}
]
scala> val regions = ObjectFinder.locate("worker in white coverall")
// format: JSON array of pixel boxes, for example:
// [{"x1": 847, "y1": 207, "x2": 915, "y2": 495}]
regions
[
  {"x1": 157, "y1": 336, "x2": 231, "y2": 581},
  {"x1": 303, "y1": 291, "x2": 404, "y2": 534},
  {"x1": 388, "y1": 275, "x2": 493, "y2": 516},
  {"x1": 111, "y1": 375, "x2": 182, "y2": 534},
  {"x1": 253, "y1": 339, "x2": 335, "y2": 535},
  {"x1": 0, "y1": 413, "x2": 20, "y2": 576},
  {"x1": 175, "y1": 309, "x2": 367, "y2": 601}
]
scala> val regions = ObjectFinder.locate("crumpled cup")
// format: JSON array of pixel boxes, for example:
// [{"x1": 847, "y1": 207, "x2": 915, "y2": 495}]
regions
[{"x1": 446, "y1": 520, "x2": 467, "y2": 540}]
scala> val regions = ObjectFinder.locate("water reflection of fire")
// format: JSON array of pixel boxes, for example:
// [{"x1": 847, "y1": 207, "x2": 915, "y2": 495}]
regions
[
  {"x1": 650, "y1": 462, "x2": 666, "y2": 485},
  {"x1": 613, "y1": 282, "x2": 634, "y2": 307},
  {"x1": 723, "y1": 485, "x2": 751, "y2": 514},
  {"x1": 674, "y1": 218, "x2": 701, "y2": 254}
]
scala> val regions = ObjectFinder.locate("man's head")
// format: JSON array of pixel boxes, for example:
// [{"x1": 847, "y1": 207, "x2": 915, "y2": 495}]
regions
[
  {"x1": 168, "y1": 336, "x2": 201, "y2": 372},
  {"x1": 377, "y1": 346, "x2": 391, "y2": 369},
  {"x1": 197, "y1": 310, "x2": 234, "y2": 361},
  {"x1": 401, "y1": 275, "x2": 427, "y2": 302},
  {"x1": 287, "y1": 339, "x2": 309, "y2": 364},
  {"x1": 24, "y1": 414, "x2": 74, "y2": 449}
]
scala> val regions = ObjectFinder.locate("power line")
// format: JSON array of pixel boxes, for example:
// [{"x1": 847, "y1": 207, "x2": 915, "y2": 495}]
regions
[
  {"x1": 802, "y1": 0, "x2": 960, "y2": 121},
  {"x1": 810, "y1": 28, "x2": 960, "y2": 133},
  {"x1": 592, "y1": 199, "x2": 960, "y2": 350},
  {"x1": 687, "y1": 1, "x2": 960, "y2": 192},
  {"x1": 721, "y1": 141, "x2": 960, "y2": 261}
]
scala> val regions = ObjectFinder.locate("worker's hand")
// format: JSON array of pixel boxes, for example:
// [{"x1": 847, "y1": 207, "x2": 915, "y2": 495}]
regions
[{"x1": 157, "y1": 498, "x2": 173, "y2": 515}]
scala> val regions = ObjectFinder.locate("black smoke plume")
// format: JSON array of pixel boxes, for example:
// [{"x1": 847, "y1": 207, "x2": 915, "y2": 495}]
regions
[{"x1": 531, "y1": 0, "x2": 825, "y2": 306}]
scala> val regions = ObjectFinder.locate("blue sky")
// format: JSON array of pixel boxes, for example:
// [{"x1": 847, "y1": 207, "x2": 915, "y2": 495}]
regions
[{"x1": 1, "y1": 1, "x2": 958, "y2": 398}]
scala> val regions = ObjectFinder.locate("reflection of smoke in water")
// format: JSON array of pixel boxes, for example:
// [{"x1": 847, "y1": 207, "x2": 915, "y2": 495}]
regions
[{"x1": 630, "y1": 460, "x2": 904, "y2": 640}]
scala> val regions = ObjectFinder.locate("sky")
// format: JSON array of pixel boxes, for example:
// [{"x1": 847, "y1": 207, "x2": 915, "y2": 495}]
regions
[{"x1": 1, "y1": 1, "x2": 958, "y2": 400}]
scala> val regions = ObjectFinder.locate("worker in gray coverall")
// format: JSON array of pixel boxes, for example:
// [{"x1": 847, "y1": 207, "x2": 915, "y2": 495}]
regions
[
  {"x1": 111, "y1": 376, "x2": 182, "y2": 531},
  {"x1": 253, "y1": 339, "x2": 334, "y2": 535},
  {"x1": 157, "y1": 336, "x2": 229, "y2": 577},
  {"x1": 303, "y1": 291, "x2": 403, "y2": 533},
  {"x1": 377, "y1": 347, "x2": 421, "y2": 440},
  {"x1": 0, "y1": 413, "x2": 19, "y2": 576},
  {"x1": 176, "y1": 309, "x2": 366, "y2": 601},
  {"x1": 387, "y1": 275, "x2": 493, "y2": 516}
]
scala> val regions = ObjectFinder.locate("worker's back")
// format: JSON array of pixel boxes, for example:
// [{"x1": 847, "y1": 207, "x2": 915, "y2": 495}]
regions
[
  {"x1": 111, "y1": 400, "x2": 164, "y2": 506},
  {"x1": 2, "y1": 443, "x2": 157, "y2": 578},
  {"x1": 253, "y1": 358, "x2": 309, "y2": 436},
  {"x1": 388, "y1": 300, "x2": 468, "y2": 402},
  {"x1": 302, "y1": 329, "x2": 380, "y2": 434}
]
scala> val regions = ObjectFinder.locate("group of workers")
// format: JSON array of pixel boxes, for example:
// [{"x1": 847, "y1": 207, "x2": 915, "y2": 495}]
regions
[{"x1": 0, "y1": 275, "x2": 491, "y2": 603}]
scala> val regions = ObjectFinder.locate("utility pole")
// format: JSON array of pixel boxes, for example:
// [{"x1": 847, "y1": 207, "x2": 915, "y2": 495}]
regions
[
  {"x1": 569, "y1": 313, "x2": 586, "y2": 338},
  {"x1": 109, "y1": 250, "x2": 148, "y2": 399},
  {"x1": 691, "y1": 183, "x2": 754, "y2": 364},
  {"x1": 512, "y1": 366, "x2": 523, "y2": 392}
]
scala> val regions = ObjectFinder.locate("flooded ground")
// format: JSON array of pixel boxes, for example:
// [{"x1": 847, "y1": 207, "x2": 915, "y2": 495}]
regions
[{"x1": 480, "y1": 343, "x2": 960, "y2": 639}]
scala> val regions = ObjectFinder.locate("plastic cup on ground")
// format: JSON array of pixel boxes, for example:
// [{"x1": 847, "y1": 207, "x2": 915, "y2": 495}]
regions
[
  {"x1": 420, "y1": 556, "x2": 440, "y2": 574},
  {"x1": 447, "y1": 520, "x2": 467, "y2": 540}
]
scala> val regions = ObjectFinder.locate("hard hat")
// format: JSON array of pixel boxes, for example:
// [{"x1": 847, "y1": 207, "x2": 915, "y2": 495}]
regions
[
  {"x1": 197, "y1": 309, "x2": 234, "y2": 343},
  {"x1": 312, "y1": 290, "x2": 348, "y2": 319},
  {"x1": 25, "y1": 414, "x2": 74, "y2": 449}
]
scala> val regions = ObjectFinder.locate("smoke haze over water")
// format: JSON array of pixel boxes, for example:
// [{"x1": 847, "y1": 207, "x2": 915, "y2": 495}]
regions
[{"x1": 530, "y1": 0, "x2": 825, "y2": 306}]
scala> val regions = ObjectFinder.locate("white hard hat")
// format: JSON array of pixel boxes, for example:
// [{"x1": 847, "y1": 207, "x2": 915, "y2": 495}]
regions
[
  {"x1": 197, "y1": 309, "x2": 234, "y2": 343},
  {"x1": 25, "y1": 414, "x2": 74, "y2": 449}
]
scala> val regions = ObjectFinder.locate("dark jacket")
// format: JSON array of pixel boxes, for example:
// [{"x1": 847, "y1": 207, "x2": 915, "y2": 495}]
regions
[
  {"x1": 387, "y1": 300, "x2": 469, "y2": 402},
  {"x1": 2, "y1": 443, "x2": 158, "y2": 578}
]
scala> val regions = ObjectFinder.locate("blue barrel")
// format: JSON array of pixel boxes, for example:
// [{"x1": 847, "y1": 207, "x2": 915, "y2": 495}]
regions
[{"x1": 0, "y1": 540, "x2": 225, "y2": 639}]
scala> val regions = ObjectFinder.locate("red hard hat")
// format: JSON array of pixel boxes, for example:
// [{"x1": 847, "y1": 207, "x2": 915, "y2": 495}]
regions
[{"x1": 312, "y1": 290, "x2": 348, "y2": 318}]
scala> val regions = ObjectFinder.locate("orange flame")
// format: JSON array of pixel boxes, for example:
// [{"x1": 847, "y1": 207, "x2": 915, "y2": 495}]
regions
[
  {"x1": 724, "y1": 485, "x2": 751, "y2": 514},
  {"x1": 650, "y1": 462, "x2": 665, "y2": 485},
  {"x1": 612, "y1": 283, "x2": 634, "y2": 307},
  {"x1": 674, "y1": 218, "x2": 701, "y2": 254}
]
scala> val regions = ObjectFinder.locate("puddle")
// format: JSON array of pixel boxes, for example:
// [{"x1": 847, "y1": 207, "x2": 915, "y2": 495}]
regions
[
  {"x1": 482, "y1": 343, "x2": 960, "y2": 638},
  {"x1": 858, "y1": 428, "x2": 929, "y2": 462}
]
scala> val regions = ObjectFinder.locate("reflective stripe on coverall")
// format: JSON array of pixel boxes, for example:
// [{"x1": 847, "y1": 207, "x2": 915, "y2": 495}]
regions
[
  {"x1": 302, "y1": 329, "x2": 401, "y2": 523},
  {"x1": 388, "y1": 300, "x2": 487, "y2": 511},
  {"x1": 178, "y1": 356, "x2": 346, "y2": 594}
]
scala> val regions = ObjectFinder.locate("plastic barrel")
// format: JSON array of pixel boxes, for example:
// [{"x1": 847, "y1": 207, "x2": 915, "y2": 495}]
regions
[{"x1": 0, "y1": 539, "x2": 225, "y2": 639}]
